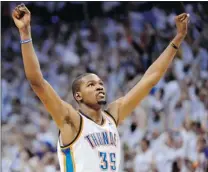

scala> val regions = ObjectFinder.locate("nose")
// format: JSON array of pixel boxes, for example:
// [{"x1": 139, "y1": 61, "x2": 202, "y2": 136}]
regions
[{"x1": 96, "y1": 85, "x2": 104, "y2": 91}]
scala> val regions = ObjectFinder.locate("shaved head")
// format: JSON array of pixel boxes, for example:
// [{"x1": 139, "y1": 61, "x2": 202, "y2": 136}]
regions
[
  {"x1": 71, "y1": 73, "x2": 106, "y2": 106},
  {"x1": 72, "y1": 73, "x2": 93, "y2": 100}
]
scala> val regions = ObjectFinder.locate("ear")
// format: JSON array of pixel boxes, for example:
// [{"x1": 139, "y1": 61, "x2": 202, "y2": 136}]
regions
[{"x1": 75, "y1": 92, "x2": 82, "y2": 102}]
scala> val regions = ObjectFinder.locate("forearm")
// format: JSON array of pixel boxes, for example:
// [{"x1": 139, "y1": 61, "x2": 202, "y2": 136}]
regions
[
  {"x1": 144, "y1": 33, "x2": 185, "y2": 79},
  {"x1": 20, "y1": 28, "x2": 43, "y2": 85}
]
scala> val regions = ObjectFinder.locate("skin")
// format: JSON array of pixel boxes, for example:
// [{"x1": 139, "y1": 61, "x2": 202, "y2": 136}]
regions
[
  {"x1": 141, "y1": 140, "x2": 149, "y2": 152},
  {"x1": 76, "y1": 74, "x2": 106, "y2": 110},
  {"x1": 12, "y1": 3, "x2": 189, "y2": 146}
]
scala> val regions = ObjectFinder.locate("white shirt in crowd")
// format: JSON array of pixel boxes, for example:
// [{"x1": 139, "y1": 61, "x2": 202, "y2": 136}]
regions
[{"x1": 134, "y1": 149, "x2": 154, "y2": 172}]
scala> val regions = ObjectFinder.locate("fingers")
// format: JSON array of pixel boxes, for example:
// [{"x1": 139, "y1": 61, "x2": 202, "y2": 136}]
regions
[
  {"x1": 12, "y1": 9, "x2": 22, "y2": 27},
  {"x1": 12, "y1": 3, "x2": 30, "y2": 19},
  {"x1": 12, "y1": 8, "x2": 21, "y2": 21},
  {"x1": 183, "y1": 15, "x2": 190, "y2": 24},
  {"x1": 179, "y1": 14, "x2": 187, "y2": 22},
  {"x1": 18, "y1": 3, "x2": 31, "y2": 14},
  {"x1": 175, "y1": 13, "x2": 190, "y2": 23},
  {"x1": 177, "y1": 13, "x2": 187, "y2": 19},
  {"x1": 181, "y1": 14, "x2": 190, "y2": 24}
]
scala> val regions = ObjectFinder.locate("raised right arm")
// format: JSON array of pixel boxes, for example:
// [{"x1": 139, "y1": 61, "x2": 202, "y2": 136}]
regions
[{"x1": 12, "y1": 4, "x2": 80, "y2": 132}]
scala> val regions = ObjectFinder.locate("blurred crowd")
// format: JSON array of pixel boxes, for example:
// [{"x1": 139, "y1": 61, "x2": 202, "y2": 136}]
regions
[{"x1": 2, "y1": 2, "x2": 208, "y2": 172}]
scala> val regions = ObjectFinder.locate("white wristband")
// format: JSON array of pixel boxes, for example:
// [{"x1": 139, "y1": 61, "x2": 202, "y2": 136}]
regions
[{"x1": 20, "y1": 38, "x2": 32, "y2": 44}]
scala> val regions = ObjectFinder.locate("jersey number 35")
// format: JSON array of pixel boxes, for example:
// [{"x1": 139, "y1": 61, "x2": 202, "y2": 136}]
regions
[{"x1": 99, "y1": 151, "x2": 116, "y2": 171}]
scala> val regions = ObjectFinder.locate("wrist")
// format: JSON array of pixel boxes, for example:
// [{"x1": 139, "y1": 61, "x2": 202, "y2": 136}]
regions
[
  {"x1": 19, "y1": 26, "x2": 31, "y2": 40},
  {"x1": 176, "y1": 33, "x2": 186, "y2": 40},
  {"x1": 171, "y1": 33, "x2": 186, "y2": 48}
]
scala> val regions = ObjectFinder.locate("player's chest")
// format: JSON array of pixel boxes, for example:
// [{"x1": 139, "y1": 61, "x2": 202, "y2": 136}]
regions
[{"x1": 83, "y1": 124, "x2": 119, "y2": 148}]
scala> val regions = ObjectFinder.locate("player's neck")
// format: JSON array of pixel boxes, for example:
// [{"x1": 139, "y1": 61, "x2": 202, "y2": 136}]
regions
[{"x1": 79, "y1": 104, "x2": 103, "y2": 124}]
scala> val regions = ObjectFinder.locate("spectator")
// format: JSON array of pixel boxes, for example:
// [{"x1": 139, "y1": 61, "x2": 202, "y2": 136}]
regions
[{"x1": 134, "y1": 138, "x2": 155, "y2": 172}]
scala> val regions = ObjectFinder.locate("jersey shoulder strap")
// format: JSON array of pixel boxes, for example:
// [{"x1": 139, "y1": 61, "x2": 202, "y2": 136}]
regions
[
  {"x1": 104, "y1": 110, "x2": 118, "y2": 126},
  {"x1": 58, "y1": 114, "x2": 83, "y2": 149}
]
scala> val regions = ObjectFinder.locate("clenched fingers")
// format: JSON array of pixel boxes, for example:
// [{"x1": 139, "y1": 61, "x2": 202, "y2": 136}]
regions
[
  {"x1": 182, "y1": 14, "x2": 190, "y2": 24},
  {"x1": 12, "y1": 3, "x2": 30, "y2": 20},
  {"x1": 175, "y1": 13, "x2": 189, "y2": 22},
  {"x1": 18, "y1": 3, "x2": 30, "y2": 14}
]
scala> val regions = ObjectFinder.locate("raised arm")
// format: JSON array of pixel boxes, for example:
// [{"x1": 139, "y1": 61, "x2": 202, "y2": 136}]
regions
[
  {"x1": 108, "y1": 13, "x2": 189, "y2": 124},
  {"x1": 12, "y1": 4, "x2": 80, "y2": 132}
]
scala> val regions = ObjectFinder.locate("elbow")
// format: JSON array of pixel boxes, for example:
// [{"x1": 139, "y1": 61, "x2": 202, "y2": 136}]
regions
[
  {"x1": 149, "y1": 72, "x2": 162, "y2": 86},
  {"x1": 28, "y1": 78, "x2": 45, "y2": 88},
  {"x1": 26, "y1": 72, "x2": 44, "y2": 87}
]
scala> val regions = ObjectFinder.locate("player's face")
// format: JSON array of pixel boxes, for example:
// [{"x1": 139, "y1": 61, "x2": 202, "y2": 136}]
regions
[{"x1": 80, "y1": 74, "x2": 106, "y2": 106}]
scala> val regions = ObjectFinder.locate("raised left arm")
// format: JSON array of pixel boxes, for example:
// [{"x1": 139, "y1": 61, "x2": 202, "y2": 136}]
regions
[{"x1": 107, "y1": 13, "x2": 189, "y2": 124}]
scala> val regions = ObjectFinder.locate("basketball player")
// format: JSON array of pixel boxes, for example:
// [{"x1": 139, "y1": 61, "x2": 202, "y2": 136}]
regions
[{"x1": 12, "y1": 3, "x2": 189, "y2": 172}]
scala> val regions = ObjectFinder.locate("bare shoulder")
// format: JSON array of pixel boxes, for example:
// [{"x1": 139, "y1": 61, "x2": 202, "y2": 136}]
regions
[
  {"x1": 61, "y1": 100, "x2": 80, "y2": 130},
  {"x1": 59, "y1": 101, "x2": 82, "y2": 146}
]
